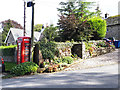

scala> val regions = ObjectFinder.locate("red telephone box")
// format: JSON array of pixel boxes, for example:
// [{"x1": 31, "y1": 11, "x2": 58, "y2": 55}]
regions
[{"x1": 17, "y1": 37, "x2": 31, "y2": 64}]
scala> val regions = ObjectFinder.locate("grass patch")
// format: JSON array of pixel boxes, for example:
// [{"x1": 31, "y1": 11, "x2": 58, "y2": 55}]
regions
[{"x1": 4, "y1": 62, "x2": 17, "y2": 71}]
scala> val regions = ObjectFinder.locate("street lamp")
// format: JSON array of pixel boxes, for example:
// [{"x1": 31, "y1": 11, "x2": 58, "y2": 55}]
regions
[
  {"x1": 27, "y1": 0, "x2": 35, "y2": 47},
  {"x1": 27, "y1": 0, "x2": 35, "y2": 62}
]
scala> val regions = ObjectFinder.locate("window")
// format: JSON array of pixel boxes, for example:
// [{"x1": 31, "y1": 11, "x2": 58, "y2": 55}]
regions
[
  {"x1": 7, "y1": 42, "x2": 10, "y2": 46},
  {"x1": 12, "y1": 42, "x2": 15, "y2": 45},
  {"x1": 107, "y1": 29, "x2": 109, "y2": 32}
]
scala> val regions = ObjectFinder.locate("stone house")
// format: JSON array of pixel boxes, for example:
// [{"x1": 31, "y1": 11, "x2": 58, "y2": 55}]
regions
[
  {"x1": 105, "y1": 15, "x2": 120, "y2": 40},
  {"x1": 4, "y1": 28, "x2": 41, "y2": 46}
]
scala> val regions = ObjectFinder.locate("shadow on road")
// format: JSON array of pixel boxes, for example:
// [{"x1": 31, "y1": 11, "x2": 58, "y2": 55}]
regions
[{"x1": 2, "y1": 71, "x2": 119, "y2": 88}]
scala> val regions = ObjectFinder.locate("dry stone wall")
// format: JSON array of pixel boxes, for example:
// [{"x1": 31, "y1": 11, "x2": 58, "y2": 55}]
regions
[
  {"x1": 71, "y1": 41, "x2": 115, "y2": 59},
  {"x1": 56, "y1": 42, "x2": 74, "y2": 57}
]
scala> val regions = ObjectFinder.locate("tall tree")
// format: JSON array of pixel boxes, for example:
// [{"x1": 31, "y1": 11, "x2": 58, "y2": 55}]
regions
[
  {"x1": 34, "y1": 24, "x2": 43, "y2": 32},
  {"x1": 43, "y1": 24, "x2": 58, "y2": 42},
  {"x1": 1, "y1": 19, "x2": 23, "y2": 45},
  {"x1": 2, "y1": 20, "x2": 13, "y2": 45},
  {"x1": 57, "y1": 0, "x2": 95, "y2": 41},
  {"x1": 95, "y1": 4, "x2": 102, "y2": 17}
]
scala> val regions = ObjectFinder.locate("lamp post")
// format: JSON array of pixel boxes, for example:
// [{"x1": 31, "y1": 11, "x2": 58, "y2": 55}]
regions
[
  {"x1": 27, "y1": 0, "x2": 35, "y2": 47},
  {"x1": 27, "y1": 0, "x2": 35, "y2": 62}
]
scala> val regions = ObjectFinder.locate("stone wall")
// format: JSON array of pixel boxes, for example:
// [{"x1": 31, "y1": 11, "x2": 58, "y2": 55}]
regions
[
  {"x1": 106, "y1": 16, "x2": 119, "y2": 25},
  {"x1": 56, "y1": 42, "x2": 74, "y2": 57},
  {"x1": 71, "y1": 41, "x2": 115, "y2": 59},
  {"x1": 84, "y1": 46, "x2": 115, "y2": 59},
  {"x1": 1, "y1": 41, "x2": 115, "y2": 62}
]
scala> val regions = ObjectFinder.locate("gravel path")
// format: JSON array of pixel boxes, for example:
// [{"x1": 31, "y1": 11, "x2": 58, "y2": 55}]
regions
[{"x1": 63, "y1": 49, "x2": 120, "y2": 71}]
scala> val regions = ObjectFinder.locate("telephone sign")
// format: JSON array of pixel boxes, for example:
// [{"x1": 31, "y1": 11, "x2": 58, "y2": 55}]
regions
[{"x1": 17, "y1": 37, "x2": 31, "y2": 64}]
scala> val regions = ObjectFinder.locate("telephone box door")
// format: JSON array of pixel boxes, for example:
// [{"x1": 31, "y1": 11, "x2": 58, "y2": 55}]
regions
[{"x1": 17, "y1": 37, "x2": 31, "y2": 64}]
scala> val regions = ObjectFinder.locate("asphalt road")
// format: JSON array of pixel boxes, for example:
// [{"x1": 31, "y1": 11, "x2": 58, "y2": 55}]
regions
[{"x1": 2, "y1": 63, "x2": 119, "y2": 88}]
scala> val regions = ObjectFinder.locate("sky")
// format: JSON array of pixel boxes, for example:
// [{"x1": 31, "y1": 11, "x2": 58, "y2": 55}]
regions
[{"x1": 0, "y1": 0, "x2": 119, "y2": 29}]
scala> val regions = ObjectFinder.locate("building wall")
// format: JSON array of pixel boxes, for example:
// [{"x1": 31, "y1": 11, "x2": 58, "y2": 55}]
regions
[
  {"x1": 7, "y1": 32, "x2": 16, "y2": 46},
  {"x1": 106, "y1": 25, "x2": 119, "y2": 40},
  {"x1": 106, "y1": 16, "x2": 120, "y2": 40}
]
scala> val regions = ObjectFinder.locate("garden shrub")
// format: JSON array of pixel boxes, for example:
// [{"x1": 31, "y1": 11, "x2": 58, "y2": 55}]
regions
[
  {"x1": 88, "y1": 47, "x2": 94, "y2": 56},
  {"x1": 97, "y1": 41, "x2": 108, "y2": 47},
  {"x1": 37, "y1": 68, "x2": 46, "y2": 73},
  {"x1": 54, "y1": 57, "x2": 62, "y2": 64},
  {"x1": 62, "y1": 56, "x2": 73, "y2": 64},
  {"x1": 85, "y1": 42, "x2": 93, "y2": 51},
  {"x1": 41, "y1": 48, "x2": 54, "y2": 62},
  {"x1": 0, "y1": 45, "x2": 17, "y2": 56},
  {"x1": 46, "y1": 66, "x2": 53, "y2": 72},
  {"x1": 110, "y1": 44, "x2": 115, "y2": 48},
  {"x1": 4, "y1": 62, "x2": 17, "y2": 71},
  {"x1": 39, "y1": 38, "x2": 59, "y2": 61},
  {"x1": 10, "y1": 62, "x2": 39, "y2": 76},
  {"x1": 40, "y1": 61, "x2": 46, "y2": 68},
  {"x1": 88, "y1": 16, "x2": 107, "y2": 40}
]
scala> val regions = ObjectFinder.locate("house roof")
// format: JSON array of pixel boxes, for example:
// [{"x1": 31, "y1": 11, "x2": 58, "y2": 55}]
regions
[{"x1": 5, "y1": 28, "x2": 41, "y2": 43}]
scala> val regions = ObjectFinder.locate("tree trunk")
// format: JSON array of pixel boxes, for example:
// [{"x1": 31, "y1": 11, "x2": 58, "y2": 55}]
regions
[{"x1": 33, "y1": 43, "x2": 40, "y2": 65}]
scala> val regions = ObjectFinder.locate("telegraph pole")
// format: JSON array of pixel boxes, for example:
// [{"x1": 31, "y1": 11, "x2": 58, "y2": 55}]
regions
[{"x1": 24, "y1": 1, "x2": 26, "y2": 36}]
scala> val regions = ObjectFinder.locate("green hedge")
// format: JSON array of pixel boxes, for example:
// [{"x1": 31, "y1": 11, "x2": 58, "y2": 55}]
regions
[
  {"x1": 0, "y1": 45, "x2": 17, "y2": 56},
  {"x1": 88, "y1": 16, "x2": 107, "y2": 40}
]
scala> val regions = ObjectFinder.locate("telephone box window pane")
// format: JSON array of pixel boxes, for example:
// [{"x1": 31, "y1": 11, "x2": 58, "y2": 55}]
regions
[{"x1": 25, "y1": 43, "x2": 29, "y2": 45}]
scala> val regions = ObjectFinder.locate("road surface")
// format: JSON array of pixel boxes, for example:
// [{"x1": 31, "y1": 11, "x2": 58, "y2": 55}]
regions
[{"x1": 2, "y1": 63, "x2": 119, "y2": 88}]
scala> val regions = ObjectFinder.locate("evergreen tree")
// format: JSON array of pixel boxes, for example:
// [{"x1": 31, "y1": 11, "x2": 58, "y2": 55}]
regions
[
  {"x1": 34, "y1": 24, "x2": 43, "y2": 32},
  {"x1": 95, "y1": 4, "x2": 102, "y2": 17},
  {"x1": 57, "y1": 0, "x2": 95, "y2": 41},
  {"x1": 1, "y1": 19, "x2": 23, "y2": 45},
  {"x1": 2, "y1": 19, "x2": 13, "y2": 45}
]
